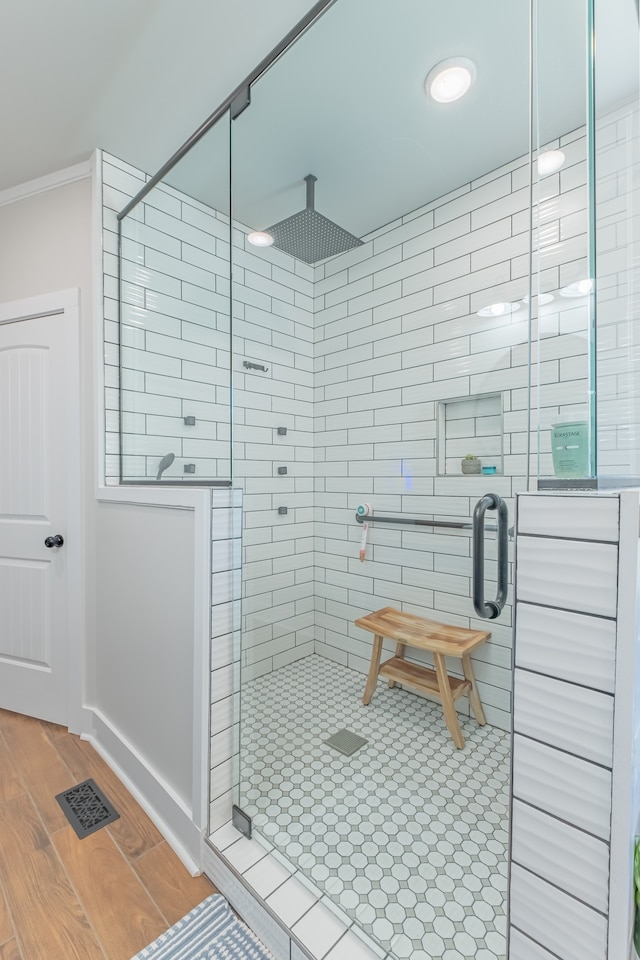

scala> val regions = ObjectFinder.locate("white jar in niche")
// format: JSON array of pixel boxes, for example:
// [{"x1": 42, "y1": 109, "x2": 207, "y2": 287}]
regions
[{"x1": 461, "y1": 456, "x2": 481, "y2": 475}]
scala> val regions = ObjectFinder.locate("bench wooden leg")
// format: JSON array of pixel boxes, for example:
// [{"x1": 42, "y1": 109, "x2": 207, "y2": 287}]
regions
[
  {"x1": 462, "y1": 654, "x2": 486, "y2": 726},
  {"x1": 388, "y1": 641, "x2": 406, "y2": 688},
  {"x1": 434, "y1": 653, "x2": 465, "y2": 749},
  {"x1": 362, "y1": 634, "x2": 383, "y2": 705}
]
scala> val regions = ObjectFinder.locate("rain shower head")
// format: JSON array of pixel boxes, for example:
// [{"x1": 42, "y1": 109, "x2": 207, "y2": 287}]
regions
[
  {"x1": 156, "y1": 452, "x2": 175, "y2": 480},
  {"x1": 265, "y1": 174, "x2": 363, "y2": 264}
]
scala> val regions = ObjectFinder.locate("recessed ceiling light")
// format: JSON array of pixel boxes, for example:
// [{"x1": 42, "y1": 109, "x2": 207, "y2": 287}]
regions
[
  {"x1": 522, "y1": 293, "x2": 555, "y2": 305},
  {"x1": 247, "y1": 231, "x2": 274, "y2": 247},
  {"x1": 559, "y1": 279, "x2": 594, "y2": 297},
  {"x1": 425, "y1": 58, "x2": 477, "y2": 104},
  {"x1": 477, "y1": 302, "x2": 521, "y2": 317},
  {"x1": 537, "y1": 149, "x2": 566, "y2": 176}
]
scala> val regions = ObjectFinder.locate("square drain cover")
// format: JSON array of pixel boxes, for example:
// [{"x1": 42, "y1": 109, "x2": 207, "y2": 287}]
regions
[
  {"x1": 324, "y1": 729, "x2": 368, "y2": 756},
  {"x1": 55, "y1": 778, "x2": 120, "y2": 839}
]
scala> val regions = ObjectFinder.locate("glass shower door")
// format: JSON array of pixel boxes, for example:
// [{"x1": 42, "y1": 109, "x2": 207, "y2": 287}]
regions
[
  {"x1": 529, "y1": 0, "x2": 595, "y2": 486},
  {"x1": 227, "y1": 3, "x2": 531, "y2": 957}
]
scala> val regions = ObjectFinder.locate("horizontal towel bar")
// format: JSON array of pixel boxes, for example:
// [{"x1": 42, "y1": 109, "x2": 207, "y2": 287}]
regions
[
  {"x1": 355, "y1": 512, "x2": 498, "y2": 531},
  {"x1": 354, "y1": 512, "x2": 514, "y2": 539}
]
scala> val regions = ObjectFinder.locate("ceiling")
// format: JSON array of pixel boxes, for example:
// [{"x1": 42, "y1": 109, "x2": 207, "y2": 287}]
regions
[
  {"x1": 2, "y1": 0, "x2": 637, "y2": 242},
  {"x1": 0, "y1": 0, "x2": 318, "y2": 193}
]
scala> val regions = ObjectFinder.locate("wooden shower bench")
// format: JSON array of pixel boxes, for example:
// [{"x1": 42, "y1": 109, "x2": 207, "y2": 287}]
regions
[{"x1": 355, "y1": 606, "x2": 490, "y2": 749}]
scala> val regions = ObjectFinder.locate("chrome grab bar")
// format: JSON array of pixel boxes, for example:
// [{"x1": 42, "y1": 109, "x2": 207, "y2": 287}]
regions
[
  {"x1": 355, "y1": 513, "x2": 483, "y2": 530},
  {"x1": 355, "y1": 513, "x2": 511, "y2": 533},
  {"x1": 472, "y1": 493, "x2": 509, "y2": 620}
]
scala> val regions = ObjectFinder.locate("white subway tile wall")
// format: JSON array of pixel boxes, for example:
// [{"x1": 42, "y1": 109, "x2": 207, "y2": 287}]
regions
[
  {"x1": 595, "y1": 102, "x2": 640, "y2": 476},
  {"x1": 231, "y1": 226, "x2": 315, "y2": 685},
  {"x1": 103, "y1": 154, "x2": 233, "y2": 482},
  {"x1": 310, "y1": 133, "x2": 590, "y2": 730},
  {"x1": 209, "y1": 488, "x2": 242, "y2": 833}
]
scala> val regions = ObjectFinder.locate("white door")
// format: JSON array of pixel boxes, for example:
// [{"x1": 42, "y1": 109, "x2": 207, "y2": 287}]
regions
[{"x1": 0, "y1": 293, "x2": 81, "y2": 725}]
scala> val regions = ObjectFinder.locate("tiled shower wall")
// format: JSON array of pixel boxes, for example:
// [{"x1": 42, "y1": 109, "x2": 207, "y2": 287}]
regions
[
  {"x1": 595, "y1": 100, "x2": 640, "y2": 476},
  {"x1": 311, "y1": 128, "x2": 590, "y2": 731},
  {"x1": 102, "y1": 153, "x2": 232, "y2": 482},
  {"x1": 101, "y1": 152, "x2": 316, "y2": 679},
  {"x1": 231, "y1": 238, "x2": 316, "y2": 682}
]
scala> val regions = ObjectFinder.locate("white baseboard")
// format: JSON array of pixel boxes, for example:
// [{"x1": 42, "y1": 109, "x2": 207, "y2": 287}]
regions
[
  {"x1": 86, "y1": 707, "x2": 203, "y2": 874},
  {"x1": 70, "y1": 705, "x2": 96, "y2": 738}
]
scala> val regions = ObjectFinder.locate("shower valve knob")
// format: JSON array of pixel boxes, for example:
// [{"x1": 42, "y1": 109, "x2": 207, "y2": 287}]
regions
[{"x1": 44, "y1": 534, "x2": 64, "y2": 548}]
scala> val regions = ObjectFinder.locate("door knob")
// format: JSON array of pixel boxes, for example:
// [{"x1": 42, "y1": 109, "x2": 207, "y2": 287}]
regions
[{"x1": 44, "y1": 535, "x2": 64, "y2": 548}]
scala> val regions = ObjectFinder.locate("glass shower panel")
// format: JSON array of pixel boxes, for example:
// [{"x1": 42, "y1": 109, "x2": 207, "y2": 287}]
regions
[
  {"x1": 593, "y1": 0, "x2": 640, "y2": 480},
  {"x1": 229, "y1": 2, "x2": 535, "y2": 957},
  {"x1": 530, "y1": 0, "x2": 594, "y2": 483},
  {"x1": 118, "y1": 113, "x2": 232, "y2": 484}
]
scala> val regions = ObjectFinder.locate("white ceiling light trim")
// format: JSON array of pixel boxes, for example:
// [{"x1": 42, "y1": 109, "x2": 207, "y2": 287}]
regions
[
  {"x1": 537, "y1": 149, "x2": 565, "y2": 176},
  {"x1": 247, "y1": 231, "x2": 274, "y2": 247},
  {"x1": 522, "y1": 293, "x2": 555, "y2": 305},
  {"x1": 560, "y1": 279, "x2": 594, "y2": 297},
  {"x1": 425, "y1": 58, "x2": 477, "y2": 103},
  {"x1": 477, "y1": 301, "x2": 520, "y2": 317}
]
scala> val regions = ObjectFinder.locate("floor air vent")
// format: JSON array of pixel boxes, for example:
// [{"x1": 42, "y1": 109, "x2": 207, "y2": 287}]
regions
[
  {"x1": 324, "y1": 729, "x2": 368, "y2": 756},
  {"x1": 55, "y1": 778, "x2": 120, "y2": 839}
]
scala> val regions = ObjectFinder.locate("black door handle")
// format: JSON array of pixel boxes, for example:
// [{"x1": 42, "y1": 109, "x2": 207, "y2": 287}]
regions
[
  {"x1": 44, "y1": 535, "x2": 64, "y2": 548},
  {"x1": 472, "y1": 494, "x2": 508, "y2": 619}
]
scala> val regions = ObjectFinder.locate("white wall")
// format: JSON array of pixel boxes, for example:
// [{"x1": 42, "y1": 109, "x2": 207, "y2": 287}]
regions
[
  {"x1": 0, "y1": 174, "x2": 97, "y2": 719},
  {"x1": 91, "y1": 484, "x2": 213, "y2": 869},
  {"x1": 94, "y1": 501, "x2": 195, "y2": 804},
  {"x1": 0, "y1": 179, "x2": 92, "y2": 301}
]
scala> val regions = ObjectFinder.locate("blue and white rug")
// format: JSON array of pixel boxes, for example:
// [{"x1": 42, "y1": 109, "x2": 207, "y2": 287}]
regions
[{"x1": 130, "y1": 894, "x2": 273, "y2": 960}]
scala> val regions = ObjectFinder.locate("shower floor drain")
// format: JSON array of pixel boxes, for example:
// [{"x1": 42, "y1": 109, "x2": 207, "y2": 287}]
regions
[
  {"x1": 324, "y1": 729, "x2": 368, "y2": 756},
  {"x1": 55, "y1": 778, "x2": 120, "y2": 839}
]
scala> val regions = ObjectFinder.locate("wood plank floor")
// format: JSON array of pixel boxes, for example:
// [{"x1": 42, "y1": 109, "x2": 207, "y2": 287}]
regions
[{"x1": 0, "y1": 709, "x2": 216, "y2": 960}]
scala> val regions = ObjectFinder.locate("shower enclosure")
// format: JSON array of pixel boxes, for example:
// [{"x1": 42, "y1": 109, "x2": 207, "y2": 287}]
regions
[{"x1": 111, "y1": 0, "x2": 639, "y2": 957}]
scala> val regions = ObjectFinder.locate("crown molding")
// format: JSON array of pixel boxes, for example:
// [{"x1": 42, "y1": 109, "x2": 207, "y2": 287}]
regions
[{"x1": 0, "y1": 159, "x2": 93, "y2": 209}]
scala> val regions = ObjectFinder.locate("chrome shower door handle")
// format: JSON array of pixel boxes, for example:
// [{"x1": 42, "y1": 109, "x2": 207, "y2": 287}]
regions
[{"x1": 472, "y1": 493, "x2": 509, "y2": 620}]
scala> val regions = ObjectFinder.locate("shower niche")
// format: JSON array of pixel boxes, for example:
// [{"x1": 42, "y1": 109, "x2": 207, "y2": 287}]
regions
[{"x1": 437, "y1": 394, "x2": 504, "y2": 476}]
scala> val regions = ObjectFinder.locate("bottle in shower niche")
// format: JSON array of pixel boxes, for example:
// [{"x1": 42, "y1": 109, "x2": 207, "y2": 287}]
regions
[{"x1": 550, "y1": 421, "x2": 589, "y2": 477}]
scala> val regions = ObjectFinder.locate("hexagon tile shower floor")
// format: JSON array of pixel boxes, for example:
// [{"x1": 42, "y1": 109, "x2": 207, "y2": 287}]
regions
[{"x1": 241, "y1": 654, "x2": 509, "y2": 960}]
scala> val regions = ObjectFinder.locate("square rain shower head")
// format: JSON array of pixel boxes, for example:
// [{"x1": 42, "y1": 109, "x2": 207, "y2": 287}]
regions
[{"x1": 265, "y1": 174, "x2": 363, "y2": 264}]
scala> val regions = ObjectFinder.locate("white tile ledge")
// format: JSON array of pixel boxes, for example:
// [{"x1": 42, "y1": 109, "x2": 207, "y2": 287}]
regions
[{"x1": 206, "y1": 824, "x2": 385, "y2": 959}]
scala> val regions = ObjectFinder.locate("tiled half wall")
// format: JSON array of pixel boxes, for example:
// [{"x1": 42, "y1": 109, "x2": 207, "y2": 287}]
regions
[{"x1": 509, "y1": 490, "x2": 640, "y2": 960}]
